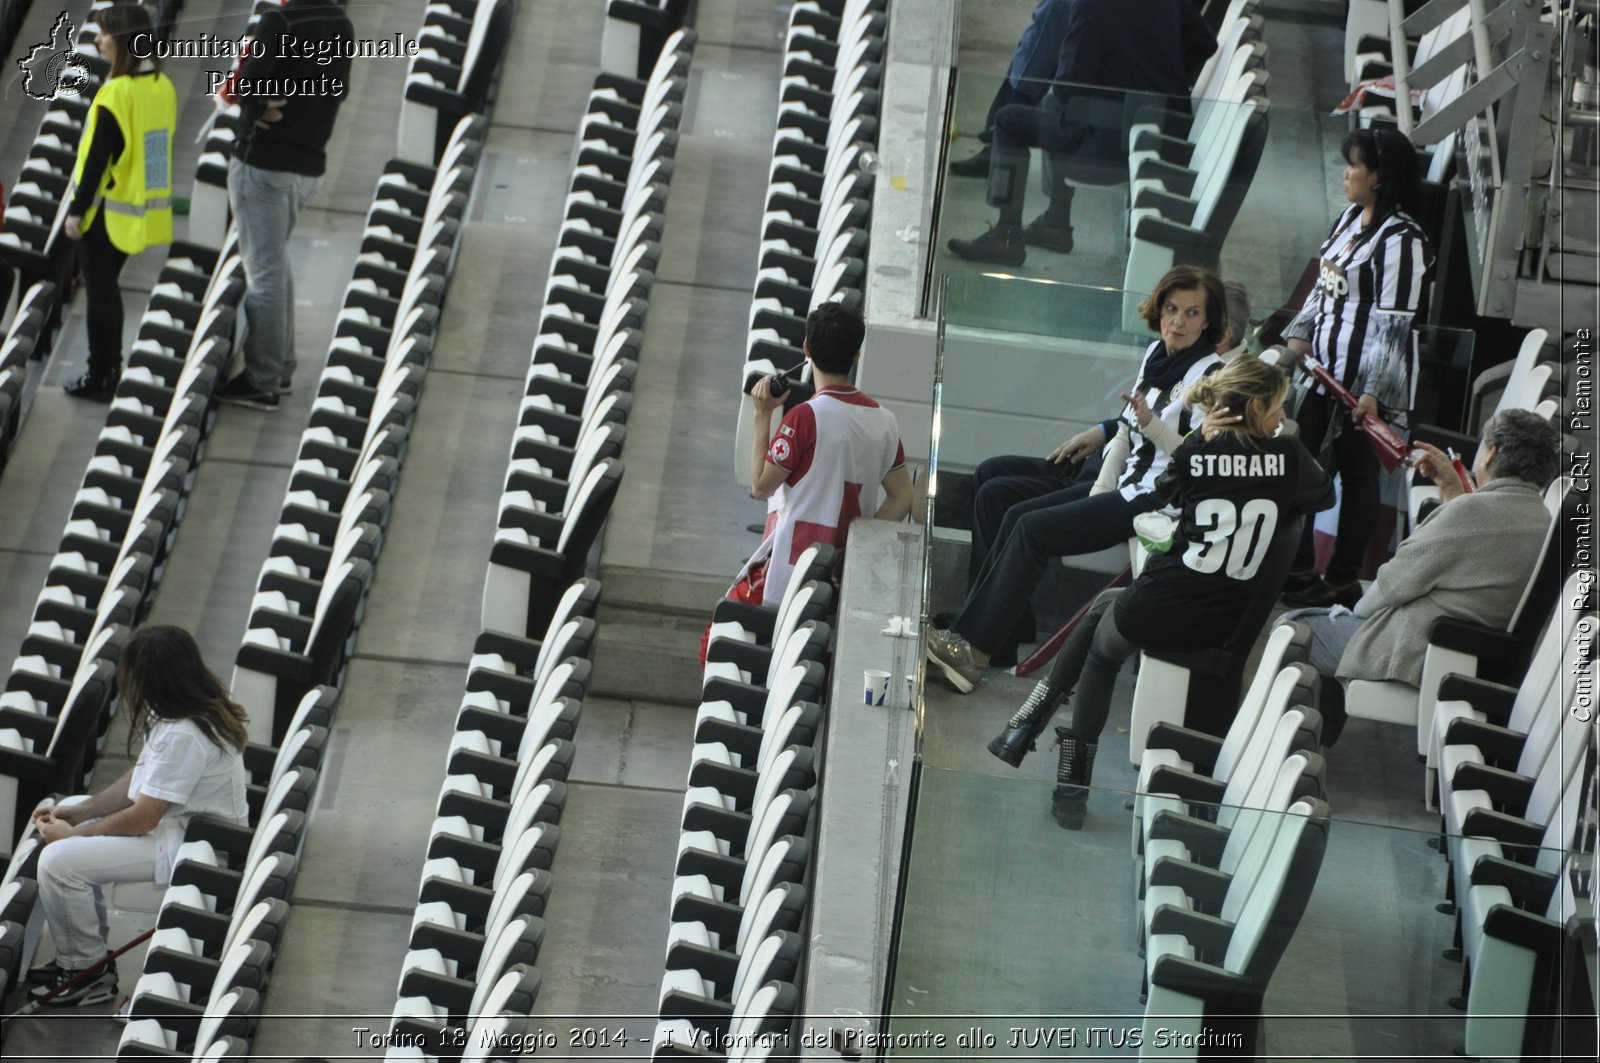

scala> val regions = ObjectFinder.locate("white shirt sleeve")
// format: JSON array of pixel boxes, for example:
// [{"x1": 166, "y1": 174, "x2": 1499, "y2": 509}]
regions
[{"x1": 133, "y1": 724, "x2": 210, "y2": 806}]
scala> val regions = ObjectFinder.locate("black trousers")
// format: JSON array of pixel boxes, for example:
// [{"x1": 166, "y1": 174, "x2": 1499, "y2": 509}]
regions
[
  {"x1": 1293, "y1": 389, "x2": 1380, "y2": 585},
  {"x1": 987, "y1": 103, "x2": 1077, "y2": 226},
  {"x1": 954, "y1": 486, "x2": 1145, "y2": 658},
  {"x1": 79, "y1": 214, "x2": 130, "y2": 379}
]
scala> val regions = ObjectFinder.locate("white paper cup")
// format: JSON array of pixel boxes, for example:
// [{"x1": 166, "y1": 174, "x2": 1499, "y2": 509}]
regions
[
  {"x1": 1133, "y1": 511, "x2": 1177, "y2": 554},
  {"x1": 863, "y1": 669, "x2": 891, "y2": 706}
]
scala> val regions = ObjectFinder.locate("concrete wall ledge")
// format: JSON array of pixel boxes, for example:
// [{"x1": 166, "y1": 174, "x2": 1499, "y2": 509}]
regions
[{"x1": 800, "y1": 518, "x2": 924, "y2": 1057}]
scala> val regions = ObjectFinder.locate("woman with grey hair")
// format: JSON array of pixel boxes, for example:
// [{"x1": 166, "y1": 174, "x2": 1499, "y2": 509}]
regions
[
  {"x1": 1279, "y1": 408, "x2": 1562, "y2": 743},
  {"x1": 1221, "y1": 280, "x2": 1251, "y2": 359}
]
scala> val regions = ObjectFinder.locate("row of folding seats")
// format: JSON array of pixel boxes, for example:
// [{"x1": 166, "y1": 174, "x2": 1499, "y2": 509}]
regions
[
  {"x1": 652, "y1": 546, "x2": 838, "y2": 1060},
  {"x1": 1131, "y1": 625, "x2": 1333, "y2": 1058},
  {"x1": 82, "y1": 24, "x2": 496, "y2": 1054},
  {"x1": 736, "y1": 0, "x2": 887, "y2": 456},
  {"x1": 0, "y1": 2, "x2": 105, "y2": 327},
  {"x1": 109, "y1": 686, "x2": 338, "y2": 1059},
  {"x1": 0, "y1": 237, "x2": 245, "y2": 852},
  {"x1": 229, "y1": 116, "x2": 487, "y2": 747},
  {"x1": 480, "y1": 26, "x2": 702, "y2": 639},
  {"x1": 0, "y1": 282, "x2": 56, "y2": 478},
  {"x1": 376, "y1": 27, "x2": 706, "y2": 1054},
  {"x1": 600, "y1": 0, "x2": 693, "y2": 79},
  {"x1": 379, "y1": 581, "x2": 604, "y2": 1061},
  {"x1": 1120, "y1": 0, "x2": 1270, "y2": 321},
  {"x1": 400, "y1": 0, "x2": 516, "y2": 166},
  {"x1": 1328, "y1": 487, "x2": 1576, "y2": 793},
  {"x1": 1427, "y1": 620, "x2": 1595, "y2": 1061}
]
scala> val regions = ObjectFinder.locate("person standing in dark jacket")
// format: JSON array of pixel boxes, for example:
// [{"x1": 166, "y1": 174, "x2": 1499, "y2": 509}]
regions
[
  {"x1": 948, "y1": 1, "x2": 1076, "y2": 178},
  {"x1": 947, "y1": 0, "x2": 1216, "y2": 266},
  {"x1": 216, "y1": 0, "x2": 354, "y2": 411}
]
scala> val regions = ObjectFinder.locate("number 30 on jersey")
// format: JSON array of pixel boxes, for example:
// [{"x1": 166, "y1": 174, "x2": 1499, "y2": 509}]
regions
[{"x1": 1182, "y1": 498, "x2": 1280, "y2": 580}]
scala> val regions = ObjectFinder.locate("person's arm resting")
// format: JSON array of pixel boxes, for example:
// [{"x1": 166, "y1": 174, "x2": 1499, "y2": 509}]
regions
[
  {"x1": 74, "y1": 792, "x2": 172, "y2": 837},
  {"x1": 875, "y1": 465, "x2": 913, "y2": 521}
]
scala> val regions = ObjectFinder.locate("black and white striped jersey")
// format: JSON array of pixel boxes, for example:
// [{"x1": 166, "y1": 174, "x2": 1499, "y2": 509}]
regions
[
  {"x1": 1294, "y1": 203, "x2": 1429, "y2": 414},
  {"x1": 1116, "y1": 340, "x2": 1224, "y2": 501}
]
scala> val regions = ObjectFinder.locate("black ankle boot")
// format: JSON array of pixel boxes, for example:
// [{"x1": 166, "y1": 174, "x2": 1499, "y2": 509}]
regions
[
  {"x1": 1050, "y1": 728, "x2": 1098, "y2": 830},
  {"x1": 986, "y1": 678, "x2": 1066, "y2": 768},
  {"x1": 948, "y1": 224, "x2": 1025, "y2": 266}
]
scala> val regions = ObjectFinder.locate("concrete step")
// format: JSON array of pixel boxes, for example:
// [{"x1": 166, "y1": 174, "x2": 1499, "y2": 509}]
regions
[
  {"x1": 597, "y1": 564, "x2": 730, "y2": 616},
  {"x1": 596, "y1": 599, "x2": 710, "y2": 634},
  {"x1": 589, "y1": 620, "x2": 704, "y2": 707}
]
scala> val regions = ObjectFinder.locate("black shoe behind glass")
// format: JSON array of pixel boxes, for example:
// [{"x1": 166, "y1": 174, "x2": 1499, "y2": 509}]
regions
[
  {"x1": 64, "y1": 371, "x2": 118, "y2": 403},
  {"x1": 947, "y1": 225, "x2": 1025, "y2": 267}
]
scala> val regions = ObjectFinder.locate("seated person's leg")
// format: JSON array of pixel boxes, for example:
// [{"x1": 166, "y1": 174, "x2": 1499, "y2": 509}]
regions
[
  {"x1": 1276, "y1": 608, "x2": 1364, "y2": 746},
  {"x1": 930, "y1": 491, "x2": 1139, "y2": 692},
  {"x1": 32, "y1": 834, "x2": 156, "y2": 1003}
]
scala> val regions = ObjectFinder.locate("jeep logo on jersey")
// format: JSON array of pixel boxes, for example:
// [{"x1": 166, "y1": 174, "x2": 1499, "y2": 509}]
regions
[
  {"x1": 1316, "y1": 257, "x2": 1349, "y2": 299},
  {"x1": 18, "y1": 12, "x2": 93, "y2": 101}
]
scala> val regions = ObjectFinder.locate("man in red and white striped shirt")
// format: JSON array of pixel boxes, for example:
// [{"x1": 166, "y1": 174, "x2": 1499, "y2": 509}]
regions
[{"x1": 745, "y1": 303, "x2": 913, "y2": 605}]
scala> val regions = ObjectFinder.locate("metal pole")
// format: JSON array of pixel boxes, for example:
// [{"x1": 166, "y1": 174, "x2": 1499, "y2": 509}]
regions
[
  {"x1": 1467, "y1": 0, "x2": 1505, "y2": 186},
  {"x1": 1389, "y1": 0, "x2": 1416, "y2": 134}
]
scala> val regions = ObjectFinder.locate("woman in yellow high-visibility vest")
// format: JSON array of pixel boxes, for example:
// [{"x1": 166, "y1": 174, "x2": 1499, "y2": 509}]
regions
[{"x1": 63, "y1": 2, "x2": 177, "y2": 402}]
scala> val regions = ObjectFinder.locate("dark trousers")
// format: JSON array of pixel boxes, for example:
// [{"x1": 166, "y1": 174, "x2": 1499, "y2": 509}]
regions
[
  {"x1": 1043, "y1": 592, "x2": 1142, "y2": 742},
  {"x1": 954, "y1": 486, "x2": 1144, "y2": 657},
  {"x1": 981, "y1": 79, "x2": 1048, "y2": 137},
  {"x1": 987, "y1": 103, "x2": 1076, "y2": 227},
  {"x1": 968, "y1": 453, "x2": 1099, "y2": 587},
  {"x1": 79, "y1": 214, "x2": 130, "y2": 379},
  {"x1": 1294, "y1": 389, "x2": 1380, "y2": 585}
]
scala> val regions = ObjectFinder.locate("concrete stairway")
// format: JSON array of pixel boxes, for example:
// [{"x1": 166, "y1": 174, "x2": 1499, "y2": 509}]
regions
[{"x1": 590, "y1": 565, "x2": 728, "y2": 706}]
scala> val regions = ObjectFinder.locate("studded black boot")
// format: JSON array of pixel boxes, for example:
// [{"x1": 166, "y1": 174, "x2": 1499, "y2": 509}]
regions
[
  {"x1": 1050, "y1": 728, "x2": 1098, "y2": 830},
  {"x1": 985, "y1": 678, "x2": 1067, "y2": 768}
]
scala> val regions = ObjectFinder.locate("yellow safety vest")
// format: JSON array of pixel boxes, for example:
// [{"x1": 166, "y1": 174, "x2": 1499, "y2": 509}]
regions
[{"x1": 73, "y1": 71, "x2": 177, "y2": 254}]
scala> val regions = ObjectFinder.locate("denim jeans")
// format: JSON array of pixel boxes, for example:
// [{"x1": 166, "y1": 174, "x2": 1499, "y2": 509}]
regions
[{"x1": 228, "y1": 158, "x2": 322, "y2": 391}]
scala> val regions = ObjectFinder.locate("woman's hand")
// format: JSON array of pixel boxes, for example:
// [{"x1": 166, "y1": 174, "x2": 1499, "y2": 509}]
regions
[
  {"x1": 1049, "y1": 426, "x2": 1105, "y2": 465},
  {"x1": 1354, "y1": 393, "x2": 1379, "y2": 422},
  {"x1": 64, "y1": 215, "x2": 83, "y2": 240},
  {"x1": 1411, "y1": 441, "x2": 1469, "y2": 502},
  {"x1": 1120, "y1": 391, "x2": 1153, "y2": 428},
  {"x1": 1199, "y1": 405, "x2": 1242, "y2": 442}
]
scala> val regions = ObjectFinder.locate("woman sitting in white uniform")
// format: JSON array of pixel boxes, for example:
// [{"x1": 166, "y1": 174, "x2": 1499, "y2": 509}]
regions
[{"x1": 27, "y1": 625, "x2": 249, "y2": 1006}]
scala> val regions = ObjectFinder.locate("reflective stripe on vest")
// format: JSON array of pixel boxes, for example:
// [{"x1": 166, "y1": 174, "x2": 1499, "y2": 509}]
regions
[{"x1": 73, "y1": 72, "x2": 177, "y2": 254}]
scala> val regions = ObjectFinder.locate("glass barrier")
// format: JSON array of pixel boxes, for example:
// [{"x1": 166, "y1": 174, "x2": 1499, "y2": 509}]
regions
[
  {"x1": 895, "y1": 267, "x2": 1569, "y2": 1058},
  {"x1": 931, "y1": 272, "x2": 1477, "y2": 531},
  {"x1": 885, "y1": 768, "x2": 1596, "y2": 1060},
  {"x1": 931, "y1": 70, "x2": 1370, "y2": 321}
]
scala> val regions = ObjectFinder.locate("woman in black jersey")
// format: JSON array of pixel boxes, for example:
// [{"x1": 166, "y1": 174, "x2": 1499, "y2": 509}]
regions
[
  {"x1": 1280, "y1": 129, "x2": 1430, "y2": 607},
  {"x1": 984, "y1": 357, "x2": 1334, "y2": 828}
]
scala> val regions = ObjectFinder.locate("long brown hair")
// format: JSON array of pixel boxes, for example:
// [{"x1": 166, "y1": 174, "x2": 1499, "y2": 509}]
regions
[
  {"x1": 97, "y1": 2, "x2": 161, "y2": 79},
  {"x1": 121, "y1": 625, "x2": 249, "y2": 755}
]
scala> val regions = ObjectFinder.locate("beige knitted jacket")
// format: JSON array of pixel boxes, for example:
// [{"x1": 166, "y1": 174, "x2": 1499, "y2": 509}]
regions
[{"x1": 1336, "y1": 477, "x2": 1551, "y2": 686}]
